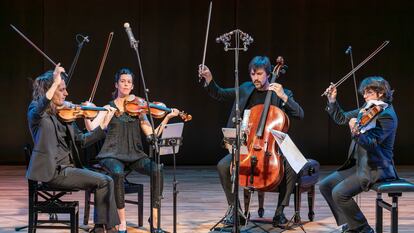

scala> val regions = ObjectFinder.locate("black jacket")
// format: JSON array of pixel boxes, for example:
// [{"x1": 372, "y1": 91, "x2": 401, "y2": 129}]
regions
[
  {"x1": 26, "y1": 97, "x2": 105, "y2": 182},
  {"x1": 326, "y1": 101, "x2": 398, "y2": 190},
  {"x1": 205, "y1": 80, "x2": 304, "y2": 127}
]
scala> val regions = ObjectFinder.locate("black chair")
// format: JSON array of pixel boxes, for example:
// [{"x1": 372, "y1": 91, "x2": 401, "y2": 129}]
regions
[
  {"x1": 17, "y1": 144, "x2": 79, "y2": 233},
  {"x1": 371, "y1": 178, "x2": 414, "y2": 233},
  {"x1": 244, "y1": 159, "x2": 320, "y2": 223},
  {"x1": 82, "y1": 140, "x2": 144, "y2": 227}
]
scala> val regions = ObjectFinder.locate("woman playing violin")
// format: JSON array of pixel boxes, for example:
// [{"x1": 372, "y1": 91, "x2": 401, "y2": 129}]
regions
[
  {"x1": 85, "y1": 68, "x2": 179, "y2": 233},
  {"x1": 27, "y1": 64, "x2": 119, "y2": 233},
  {"x1": 320, "y1": 76, "x2": 398, "y2": 233}
]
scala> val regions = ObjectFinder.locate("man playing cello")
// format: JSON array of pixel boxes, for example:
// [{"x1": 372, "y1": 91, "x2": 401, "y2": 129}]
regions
[{"x1": 199, "y1": 56, "x2": 304, "y2": 227}]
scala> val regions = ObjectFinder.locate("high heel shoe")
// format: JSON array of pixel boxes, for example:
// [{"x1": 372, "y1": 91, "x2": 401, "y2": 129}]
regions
[{"x1": 148, "y1": 218, "x2": 169, "y2": 233}]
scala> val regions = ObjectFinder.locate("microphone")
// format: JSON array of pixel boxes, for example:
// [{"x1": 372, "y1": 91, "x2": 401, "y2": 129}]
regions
[
  {"x1": 345, "y1": 46, "x2": 352, "y2": 54},
  {"x1": 123, "y1": 22, "x2": 137, "y2": 48},
  {"x1": 82, "y1": 36, "x2": 90, "y2": 43}
]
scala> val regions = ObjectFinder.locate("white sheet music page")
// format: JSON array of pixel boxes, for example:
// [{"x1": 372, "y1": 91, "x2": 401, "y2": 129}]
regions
[{"x1": 271, "y1": 129, "x2": 308, "y2": 174}]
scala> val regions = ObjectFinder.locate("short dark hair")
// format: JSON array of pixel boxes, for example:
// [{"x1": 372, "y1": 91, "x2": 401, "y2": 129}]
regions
[
  {"x1": 32, "y1": 70, "x2": 54, "y2": 101},
  {"x1": 248, "y1": 56, "x2": 272, "y2": 75},
  {"x1": 358, "y1": 76, "x2": 394, "y2": 103},
  {"x1": 112, "y1": 68, "x2": 135, "y2": 98}
]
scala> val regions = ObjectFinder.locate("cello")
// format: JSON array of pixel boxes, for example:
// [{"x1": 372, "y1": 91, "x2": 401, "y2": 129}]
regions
[{"x1": 239, "y1": 56, "x2": 289, "y2": 191}]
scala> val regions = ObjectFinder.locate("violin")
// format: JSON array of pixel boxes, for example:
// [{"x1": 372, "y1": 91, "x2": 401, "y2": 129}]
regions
[
  {"x1": 123, "y1": 95, "x2": 192, "y2": 122},
  {"x1": 354, "y1": 104, "x2": 383, "y2": 133},
  {"x1": 57, "y1": 101, "x2": 108, "y2": 123}
]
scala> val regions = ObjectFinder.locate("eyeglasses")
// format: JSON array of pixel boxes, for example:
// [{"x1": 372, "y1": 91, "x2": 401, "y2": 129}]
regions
[{"x1": 363, "y1": 90, "x2": 376, "y2": 96}]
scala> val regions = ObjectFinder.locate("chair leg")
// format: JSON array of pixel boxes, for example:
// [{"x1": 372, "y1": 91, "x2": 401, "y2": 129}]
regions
[
  {"x1": 308, "y1": 186, "x2": 315, "y2": 221},
  {"x1": 391, "y1": 195, "x2": 398, "y2": 233},
  {"x1": 83, "y1": 190, "x2": 91, "y2": 225},
  {"x1": 258, "y1": 191, "x2": 265, "y2": 218},
  {"x1": 76, "y1": 207, "x2": 79, "y2": 233},
  {"x1": 70, "y1": 209, "x2": 76, "y2": 233},
  {"x1": 376, "y1": 193, "x2": 383, "y2": 233},
  {"x1": 138, "y1": 184, "x2": 144, "y2": 227}
]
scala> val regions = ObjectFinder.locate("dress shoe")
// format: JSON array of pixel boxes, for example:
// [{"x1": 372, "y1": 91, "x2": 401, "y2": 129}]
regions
[
  {"x1": 89, "y1": 225, "x2": 105, "y2": 233},
  {"x1": 357, "y1": 224, "x2": 374, "y2": 233},
  {"x1": 341, "y1": 224, "x2": 349, "y2": 232},
  {"x1": 343, "y1": 224, "x2": 374, "y2": 233},
  {"x1": 148, "y1": 217, "x2": 170, "y2": 233},
  {"x1": 272, "y1": 213, "x2": 288, "y2": 227}
]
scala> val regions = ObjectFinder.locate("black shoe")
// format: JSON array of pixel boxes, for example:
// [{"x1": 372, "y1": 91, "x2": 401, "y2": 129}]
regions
[
  {"x1": 258, "y1": 208, "x2": 264, "y2": 218},
  {"x1": 343, "y1": 224, "x2": 374, "y2": 233},
  {"x1": 272, "y1": 213, "x2": 288, "y2": 227},
  {"x1": 357, "y1": 224, "x2": 374, "y2": 233},
  {"x1": 89, "y1": 225, "x2": 105, "y2": 233},
  {"x1": 341, "y1": 224, "x2": 349, "y2": 233},
  {"x1": 147, "y1": 218, "x2": 170, "y2": 233}
]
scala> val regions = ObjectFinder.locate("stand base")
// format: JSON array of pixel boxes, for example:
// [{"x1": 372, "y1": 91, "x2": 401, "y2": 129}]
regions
[{"x1": 284, "y1": 211, "x2": 306, "y2": 233}]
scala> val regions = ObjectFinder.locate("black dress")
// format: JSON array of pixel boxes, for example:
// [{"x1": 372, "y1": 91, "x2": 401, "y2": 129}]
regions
[{"x1": 97, "y1": 101, "x2": 147, "y2": 162}]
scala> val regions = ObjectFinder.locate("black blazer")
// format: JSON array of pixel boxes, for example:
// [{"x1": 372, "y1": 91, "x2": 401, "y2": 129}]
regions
[
  {"x1": 205, "y1": 80, "x2": 304, "y2": 127},
  {"x1": 26, "y1": 97, "x2": 105, "y2": 182},
  {"x1": 326, "y1": 101, "x2": 398, "y2": 190}
]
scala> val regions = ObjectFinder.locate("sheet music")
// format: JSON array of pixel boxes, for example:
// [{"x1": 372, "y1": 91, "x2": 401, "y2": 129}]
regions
[
  {"x1": 221, "y1": 128, "x2": 248, "y2": 154},
  {"x1": 271, "y1": 129, "x2": 308, "y2": 174},
  {"x1": 159, "y1": 123, "x2": 184, "y2": 156}
]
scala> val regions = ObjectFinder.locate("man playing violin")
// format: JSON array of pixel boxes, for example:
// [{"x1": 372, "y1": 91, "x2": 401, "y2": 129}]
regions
[
  {"x1": 320, "y1": 76, "x2": 398, "y2": 233},
  {"x1": 26, "y1": 64, "x2": 119, "y2": 233},
  {"x1": 198, "y1": 56, "x2": 304, "y2": 227},
  {"x1": 85, "y1": 68, "x2": 180, "y2": 233}
]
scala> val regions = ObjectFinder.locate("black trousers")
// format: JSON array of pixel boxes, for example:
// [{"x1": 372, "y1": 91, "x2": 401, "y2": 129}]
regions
[
  {"x1": 100, "y1": 157, "x2": 164, "y2": 209},
  {"x1": 319, "y1": 166, "x2": 368, "y2": 230},
  {"x1": 217, "y1": 153, "x2": 297, "y2": 208},
  {"x1": 47, "y1": 167, "x2": 119, "y2": 227}
]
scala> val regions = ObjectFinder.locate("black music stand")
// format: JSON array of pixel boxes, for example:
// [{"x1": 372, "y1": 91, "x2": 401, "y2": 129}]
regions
[
  {"x1": 210, "y1": 129, "x2": 269, "y2": 233},
  {"x1": 159, "y1": 123, "x2": 184, "y2": 233}
]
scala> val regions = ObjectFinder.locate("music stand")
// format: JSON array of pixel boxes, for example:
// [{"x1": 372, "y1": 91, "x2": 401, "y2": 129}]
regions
[
  {"x1": 159, "y1": 123, "x2": 184, "y2": 233},
  {"x1": 209, "y1": 128, "x2": 269, "y2": 233}
]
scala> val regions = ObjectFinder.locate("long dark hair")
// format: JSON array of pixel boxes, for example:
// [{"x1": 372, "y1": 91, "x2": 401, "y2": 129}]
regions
[
  {"x1": 358, "y1": 76, "x2": 394, "y2": 103},
  {"x1": 112, "y1": 68, "x2": 135, "y2": 99},
  {"x1": 32, "y1": 70, "x2": 56, "y2": 113}
]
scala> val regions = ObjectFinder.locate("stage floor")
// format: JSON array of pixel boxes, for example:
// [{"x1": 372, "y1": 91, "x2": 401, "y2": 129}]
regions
[{"x1": 0, "y1": 165, "x2": 413, "y2": 233}]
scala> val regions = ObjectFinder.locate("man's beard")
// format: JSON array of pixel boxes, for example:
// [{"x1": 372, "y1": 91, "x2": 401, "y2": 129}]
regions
[{"x1": 254, "y1": 81, "x2": 265, "y2": 90}]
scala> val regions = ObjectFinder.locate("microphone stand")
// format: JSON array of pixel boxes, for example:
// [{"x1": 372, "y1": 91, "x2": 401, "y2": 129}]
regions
[
  {"x1": 345, "y1": 46, "x2": 360, "y2": 109},
  {"x1": 66, "y1": 34, "x2": 89, "y2": 86},
  {"x1": 127, "y1": 31, "x2": 162, "y2": 233},
  {"x1": 216, "y1": 29, "x2": 253, "y2": 233}
]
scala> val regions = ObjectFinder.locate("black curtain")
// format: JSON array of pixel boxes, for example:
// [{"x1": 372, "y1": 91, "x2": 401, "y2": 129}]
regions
[{"x1": 1, "y1": 0, "x2": 413, "y2": 165}]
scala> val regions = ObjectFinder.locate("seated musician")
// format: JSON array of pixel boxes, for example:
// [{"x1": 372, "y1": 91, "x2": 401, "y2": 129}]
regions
[
  {"x1": 26, "y1": 64, "x2": 119, "y2": 233},
  {"x1": 198, "y1": 56, "x2": 304, "y2": 227},
  {"x1": 85, "y1": 68, "x2": 180, "y2": 233},
  {"x1": 319, "y1": 76, "x2": 398, "y2": 233}
]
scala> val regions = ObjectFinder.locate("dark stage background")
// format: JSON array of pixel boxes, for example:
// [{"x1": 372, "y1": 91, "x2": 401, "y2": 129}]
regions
[{"x1": 1, "y1": 0, "x2": 413, "y2": 165}]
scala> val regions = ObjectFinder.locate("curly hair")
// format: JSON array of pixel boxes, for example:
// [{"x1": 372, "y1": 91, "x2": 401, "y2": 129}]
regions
[{"x1": 358, "y1": 76, "x2": 394, "y2": 103}]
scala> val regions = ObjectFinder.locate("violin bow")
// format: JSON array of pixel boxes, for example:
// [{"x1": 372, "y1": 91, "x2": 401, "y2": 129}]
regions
[
  {"x1": 10, "y1": 24, "x2": 70, "y2": 81},
  {"x1": 89, "y1": 32, "x2": 114, "y2": 103},
  {"x1": 199, "y1": 1, "x2": 212, "y2": 87},
  {"x1": 322, "y1": 40, "x2": 390, "y2": 96}
]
